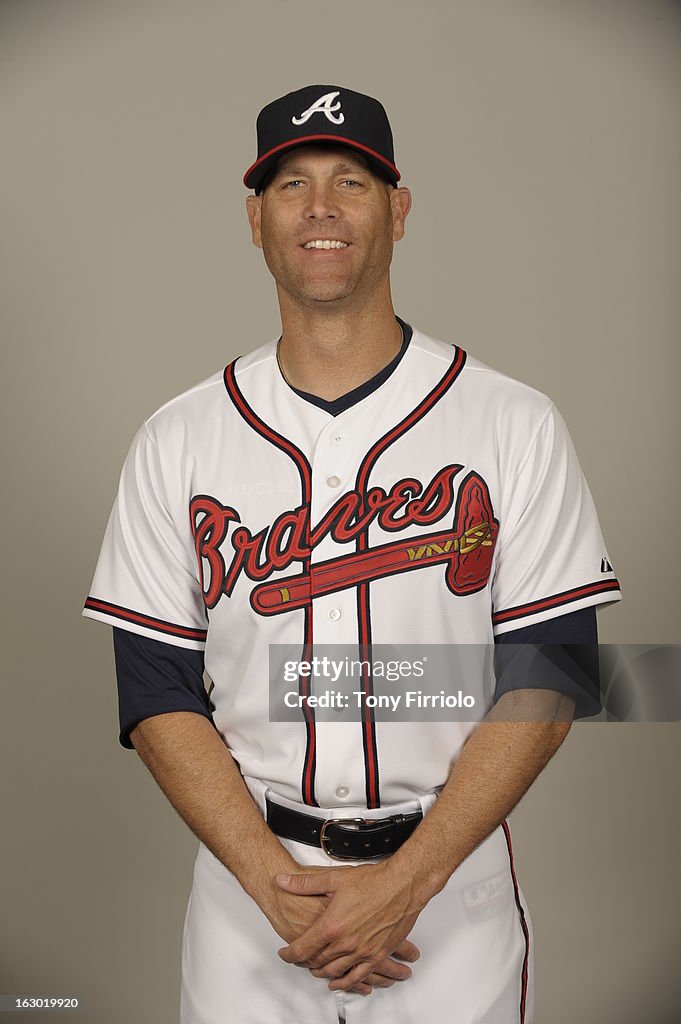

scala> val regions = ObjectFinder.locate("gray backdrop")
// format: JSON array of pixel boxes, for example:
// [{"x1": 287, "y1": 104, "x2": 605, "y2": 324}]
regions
[{"x1": 1, "y1": 1, "x2": 680, "y2": 1021}]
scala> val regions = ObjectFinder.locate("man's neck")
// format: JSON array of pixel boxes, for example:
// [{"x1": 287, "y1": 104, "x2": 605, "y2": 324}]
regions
[{"x1": 275, "y1": 302, "x2": 404, "y2": 402}]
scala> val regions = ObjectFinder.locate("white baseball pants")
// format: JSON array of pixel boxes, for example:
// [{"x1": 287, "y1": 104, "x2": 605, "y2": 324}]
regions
[{"x1": 180, "y1": 778, "x2": 534, "y2": 1024}]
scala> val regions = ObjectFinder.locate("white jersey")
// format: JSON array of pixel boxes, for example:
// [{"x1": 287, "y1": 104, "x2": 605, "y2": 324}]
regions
[{"x1": 83, "y1": 326, "x2": 621, "y2": 811}]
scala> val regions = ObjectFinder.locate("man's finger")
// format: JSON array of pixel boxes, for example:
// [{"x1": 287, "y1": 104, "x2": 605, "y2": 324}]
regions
[
  {"x1": 309, "y1": 967, "x2": 373, "y2": 997},
  {"x1": 309, "y1": 954, "x2": 358, "y2": 980},
  {"x1": 370, "y1": 957, "x2": 413, "y2": 982},
  {"x1": 276, "y1": 871, "x2": 337, "y2": 896},
  {"x1": 315, "y1": 954, "x2": 413, "y2": 984},
  {"x1": 350, "y1": 982, "x2": 373, "y2": 996},
  {"x1": 392, "y1": 938, "x2": 421, "y2": 962},
  {"x1": 327, "y1": 960, "x2": 376, "y2": 992},
  {"x1": 278, "y1": 929, "x2": 332, "y2": 967},
  {"x1": 364, "y1": 973, "x2": 395, "y2": 989}
]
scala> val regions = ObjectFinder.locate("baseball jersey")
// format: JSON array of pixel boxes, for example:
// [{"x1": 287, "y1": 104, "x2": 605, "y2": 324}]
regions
[{"x1": 83, "y1": 318, "x2": 621, "y2": 809}]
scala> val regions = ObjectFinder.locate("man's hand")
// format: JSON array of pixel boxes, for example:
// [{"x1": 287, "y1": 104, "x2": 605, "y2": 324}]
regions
[
  {"x1": 274, "y1": 688, "x2": 574, "y2": 994},
  {"x1": 264, "y1": 862, "x2": 419, "y2": 995},
  {"x1": 126, "y1": 716, "x2": 415, "y2": 996},
  {"x1": 275, "y1": 860, "x2": 423, "y2": 992}
]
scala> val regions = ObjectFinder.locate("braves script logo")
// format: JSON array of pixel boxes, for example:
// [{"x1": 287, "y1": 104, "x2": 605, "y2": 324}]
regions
[
  {"x1": 291, "y1": 90, "x2": 344, "y2": 126},
  {"x1": 190, "y1": 464, "x2": 499, "y2": 616}
]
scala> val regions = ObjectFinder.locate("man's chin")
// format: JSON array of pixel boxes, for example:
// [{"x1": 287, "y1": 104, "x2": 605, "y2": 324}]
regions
[{"x1": 287, "y1": 283, "x2": 357, "y2": 306}]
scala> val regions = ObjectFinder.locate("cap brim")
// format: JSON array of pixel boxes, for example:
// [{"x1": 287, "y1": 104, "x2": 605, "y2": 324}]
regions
[{"x1": 243, "y1": 134, "x2": 400, "y2": 192}]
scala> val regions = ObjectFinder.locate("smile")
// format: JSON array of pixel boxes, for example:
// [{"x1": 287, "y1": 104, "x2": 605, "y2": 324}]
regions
[{"x1": 302, "y1": 240, "x2": 349, "y2": 249}]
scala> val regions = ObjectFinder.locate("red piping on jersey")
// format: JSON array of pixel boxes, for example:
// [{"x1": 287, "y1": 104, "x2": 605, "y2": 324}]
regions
[
  {"x1": 223, "y1": 360, "x2": 319, "y2": 807},
  {"x1": 354, "y1": 344, "x2": 468, "y2": 809},
  {"x1": 83, "y1": 597, "x2": 208, "y2": 642},
  {"x1": 502, "y1": 820, "x2": 530, "y2": 1023},
  {"x1": 493, "y1": 579, "x2": 621, "y2": 626}
]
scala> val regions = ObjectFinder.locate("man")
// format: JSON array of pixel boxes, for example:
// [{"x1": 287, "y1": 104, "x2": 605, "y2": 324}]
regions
[{"x1": 83, "y1": 85, "x2": 622, "y2": 1023}]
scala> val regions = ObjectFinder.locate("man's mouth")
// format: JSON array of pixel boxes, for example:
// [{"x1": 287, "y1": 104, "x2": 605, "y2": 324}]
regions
[{"x1": 301, "y1": 240, "x2": 349, "y2": 250}]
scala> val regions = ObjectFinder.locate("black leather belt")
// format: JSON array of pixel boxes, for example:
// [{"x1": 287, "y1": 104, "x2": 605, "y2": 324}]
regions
[{"x1": 266, "y1": 796, "x2": 422, "y2": 861}]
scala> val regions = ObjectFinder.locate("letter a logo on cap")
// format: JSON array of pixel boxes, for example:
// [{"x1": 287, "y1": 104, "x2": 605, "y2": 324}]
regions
[{"x1": 291, "y1": 90, "x2": 345, "y2": 126}]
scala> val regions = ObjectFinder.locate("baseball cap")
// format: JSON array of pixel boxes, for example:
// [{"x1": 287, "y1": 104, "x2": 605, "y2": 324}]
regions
[{"x1": 243, "y1": 84, "x2": 401, "y2": 195}]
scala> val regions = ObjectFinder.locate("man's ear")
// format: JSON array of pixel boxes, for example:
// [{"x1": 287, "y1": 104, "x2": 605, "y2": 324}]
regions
[
  {"x1": 390, "y1": 186, "x2": 412, "y2": 243},
  {"x1": 246, "y1": 194, "x2": 263, "y2": 249}
]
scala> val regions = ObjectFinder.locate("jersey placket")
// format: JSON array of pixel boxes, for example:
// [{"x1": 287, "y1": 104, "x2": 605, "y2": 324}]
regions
[
  {"x1": 306, "y1": 343, "x2": 469, "y2": 810},
  {"x1": 307, "y1": 418, "x2": 365, "y2": 808}
]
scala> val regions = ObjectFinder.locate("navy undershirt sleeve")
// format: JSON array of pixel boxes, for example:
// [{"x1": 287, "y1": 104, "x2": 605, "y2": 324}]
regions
[
  {"x1": 493, "y1": 605, "x2": 601, "y2": 719},
  {"x1": 112, "y1": 628, "x2": 214, "y2": 749},
  {"x1": 112, "y1": 606, "x2": 600, "y2": 749}
]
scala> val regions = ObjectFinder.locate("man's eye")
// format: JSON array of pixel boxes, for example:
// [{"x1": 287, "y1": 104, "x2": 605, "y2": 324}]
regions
[
  {"x1": 341, "y1": 179, "x2": 362, "y2": 188},
  {"x1": 282, "y1": 180, "x2": 304, "y2": 189}
]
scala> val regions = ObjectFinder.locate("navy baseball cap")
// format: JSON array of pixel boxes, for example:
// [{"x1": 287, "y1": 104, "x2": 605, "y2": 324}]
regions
[{"x1": 243, "y1": 85, "x2": 401, "y2": 194}]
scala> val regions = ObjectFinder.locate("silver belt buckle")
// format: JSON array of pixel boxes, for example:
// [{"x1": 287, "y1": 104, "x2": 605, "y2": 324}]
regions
[{"x1": 319, "y1": 817, "x2": 371, "y2": 861}]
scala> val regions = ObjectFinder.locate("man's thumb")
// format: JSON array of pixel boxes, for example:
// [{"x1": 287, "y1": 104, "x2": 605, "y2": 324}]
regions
[{"x1": 276, "y1": 871, "x2": 329, "y2": 893}]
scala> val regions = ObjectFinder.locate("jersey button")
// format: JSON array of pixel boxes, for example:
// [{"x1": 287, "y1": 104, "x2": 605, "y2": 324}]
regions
[
  {"x1": 328, "y1": 608, "x2": 341, "y2": 621},
  {"x1": 332, "y1": 434, "x2": 344, "y2": 445},
  {"x1": 326, "y1": 475, "x2": 341, "y2": 488},
  {"x1": 335, "y1": 786, "x2": 349, "y2": 799}
]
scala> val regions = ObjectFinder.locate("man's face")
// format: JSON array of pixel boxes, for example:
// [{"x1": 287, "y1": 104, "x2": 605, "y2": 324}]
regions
[{"x1": 246, "y1": 145, "x2": 411, "y2": 308}]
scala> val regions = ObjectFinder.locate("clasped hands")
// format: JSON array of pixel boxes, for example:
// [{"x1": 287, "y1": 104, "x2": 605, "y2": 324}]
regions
[{"x1": 273, "y1": 859, "x2": 423, "y2": 996}]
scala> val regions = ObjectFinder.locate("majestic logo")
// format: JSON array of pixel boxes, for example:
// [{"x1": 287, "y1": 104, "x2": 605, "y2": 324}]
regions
[
  {"x1": 190, "y1": 464, "x2": 499, "y2": 615},
  {"x1": 291, "y1": 90, "x2": 345, "y2": 126},
  {"x1": 601, "y1": 557, "x2": 613, "y2": 573}
]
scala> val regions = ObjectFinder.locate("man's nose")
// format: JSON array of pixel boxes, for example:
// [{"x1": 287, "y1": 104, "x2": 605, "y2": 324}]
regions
[{"x1": 302, "y1": 181, "x2": 340, "y2": 218}]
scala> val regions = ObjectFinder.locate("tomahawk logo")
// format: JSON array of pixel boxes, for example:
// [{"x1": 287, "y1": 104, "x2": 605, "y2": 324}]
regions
[
  {"x1": 292, "y1": 90, "x2": 344, "y2": 126},
  {"x1": 190, "y1": 464, "x2": 500, "y2": 615}
]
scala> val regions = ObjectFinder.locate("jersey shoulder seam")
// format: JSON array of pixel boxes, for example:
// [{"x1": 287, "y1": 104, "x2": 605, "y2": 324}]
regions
[
  {"x1": 232, "y1": 346, "x2": 278, "y2": 379},
  {"x1": 410, "y1": 333, "x2": 460, "y2": 366},
  {"x1": 512, "y1": 400, "x2": 556, "y2": 479},
  {"x1": 459, "y1": 357, "x2": 554, "y2": 398},
  {"x1": 411, "y1": 333, "x2": 555, "y2": 407},
  {"x1": 142, "y1": 373, "x2": 224, "y2": 428}
]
